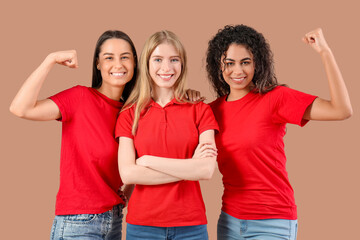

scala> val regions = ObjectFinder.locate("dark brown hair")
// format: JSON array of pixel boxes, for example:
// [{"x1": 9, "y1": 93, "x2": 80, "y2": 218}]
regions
[{"x1": 92, "y1": 30, "x2": 138, "y2": 101}]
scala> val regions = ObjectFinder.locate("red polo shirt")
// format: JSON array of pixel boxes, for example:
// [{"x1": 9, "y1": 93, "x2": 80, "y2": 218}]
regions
[{"x1": 115, "y1": 99, "x2": 218, "y2": 227}]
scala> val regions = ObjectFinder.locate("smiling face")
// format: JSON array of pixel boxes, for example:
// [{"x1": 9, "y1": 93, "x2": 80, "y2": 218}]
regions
[
  {"x1": 97, "y1": 38, "x2": 135, "y2": 90},
  {"x1": 222, "y1": 44, "x2": 255, "y2": 99},
  {"x1": 149, "y1": 42, "x2": 182, "y2": 90}
]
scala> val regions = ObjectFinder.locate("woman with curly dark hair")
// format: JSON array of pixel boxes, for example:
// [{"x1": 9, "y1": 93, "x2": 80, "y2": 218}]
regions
[{"x1": 207, "y1": 25, "x2": 352, "y2": 239}]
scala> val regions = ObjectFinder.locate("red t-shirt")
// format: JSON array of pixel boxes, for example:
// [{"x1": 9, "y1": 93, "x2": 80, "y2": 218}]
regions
[
  {"x1": 115, "y1": 99, "x2": 219, "y2": 227},
  {"x1": 50, "y1": 85, "x2": 124, "y2": 215},
  {"x1": 210, "y1": 86, "x2": 317, "y2": 220}
]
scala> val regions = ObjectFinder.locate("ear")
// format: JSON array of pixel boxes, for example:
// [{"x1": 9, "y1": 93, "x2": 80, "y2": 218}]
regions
[{"x1": 96, "y1": 59, "x2": 100, "y2": 70}]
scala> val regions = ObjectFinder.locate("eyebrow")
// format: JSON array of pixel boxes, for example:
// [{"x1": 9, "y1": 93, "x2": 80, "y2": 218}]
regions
[
  {"x1": 225, "y1": 57, "x2": 252, "y2": 61},
  {"x1": 151, "y1": 55, "x2": 180, "y2": 58},
  {"x1": 102, "y1": 52, "x2": 132, "y2": 56}
]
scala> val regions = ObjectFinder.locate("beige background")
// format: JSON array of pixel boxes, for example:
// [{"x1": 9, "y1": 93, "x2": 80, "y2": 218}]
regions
[{"x1": 1, "y1": 0, "x2": 359, "y2": 239}]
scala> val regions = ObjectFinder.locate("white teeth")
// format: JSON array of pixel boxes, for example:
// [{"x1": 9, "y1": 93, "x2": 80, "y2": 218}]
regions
[
  {"x1": 159, "y1": 74, "x2": 172, "y2": 80},
  {"x1": 232, "y1": 77, "x2": 245, "y2": 82},
  {"x1": 111, "y1": 72, "x2": 125, "y2": 76}
]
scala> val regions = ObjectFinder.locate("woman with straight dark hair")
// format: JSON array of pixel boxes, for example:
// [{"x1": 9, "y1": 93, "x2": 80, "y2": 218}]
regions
[
  {"x1": 10, "y1": 30, "x2": 138, "y2": 239},
  {"x1": 207, "y1": 25, "x2": 352, "y2": 240}
]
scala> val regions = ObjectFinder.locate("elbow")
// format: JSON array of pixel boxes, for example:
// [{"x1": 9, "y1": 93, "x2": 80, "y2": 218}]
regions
[
  {"x1": 9, "y1": 104, "x2": 25, "y2": 118},
  {"x1": 200, "y1": 158, "x2": 216, "y2": 180},
  {"x1": 343, "y1": 107, "x2": 353, "y2": 120},
  {"x1": 201, "y1": 169, "x2": 214, "y2": 180},
  {"x1": 9, "y1": 102, "x2": 31, "y2": 119},
  {"x1": 338, "y1": 106, "x2": 353, "y2": 120},
  {"x1": 120, "y1": 168, "x2": 136, "y2": 185}
]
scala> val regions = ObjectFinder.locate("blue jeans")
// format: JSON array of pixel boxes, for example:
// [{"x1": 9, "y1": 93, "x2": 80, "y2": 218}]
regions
[
  {"x1": 50, "y1": 204, "x2": 123, "y2": 240},
  {"x1": 217, "y1": 211, "x2": 298, "y2": 240},
  {"x1": 126, "y1": 223, "x2": 208, "y2": 240}
]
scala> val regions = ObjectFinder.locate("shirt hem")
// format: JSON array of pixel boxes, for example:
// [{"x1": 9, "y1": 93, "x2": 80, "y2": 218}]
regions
[
  {"x1": 222, "y1": 208, "x2": 297, "y2": 220},
  {"x1": 126, "y1": 220, "x2": 207, "y2": 227}
]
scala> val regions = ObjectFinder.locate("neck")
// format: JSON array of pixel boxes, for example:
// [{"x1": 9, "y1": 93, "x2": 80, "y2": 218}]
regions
[
  {"x1": 227, "y1": 83, "x2": 254, "y2": 101},
  {"x1": 227, "y1": 88, "x2": 251, "y2": 101},
  {"x1": 97, "y1": 84, "x2": 124, "y2": 101},
  {"x1": 152, "y1": 86, "x2": 174, "y2": 107}
]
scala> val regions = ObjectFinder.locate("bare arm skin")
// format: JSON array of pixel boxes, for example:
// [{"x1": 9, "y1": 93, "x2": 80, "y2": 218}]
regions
[
  {"x1": 118, "y1": 137, "x2": 182, "y2": 185},
  {"x1": 136, "y1": 130, "x2": 217, "y2": 181},
  {"x1": 9, "y1": 50, "x2": 78, "y2": 121},
  {"x1": 302, "y1": 28, "x2": 353, "y2": 121}
]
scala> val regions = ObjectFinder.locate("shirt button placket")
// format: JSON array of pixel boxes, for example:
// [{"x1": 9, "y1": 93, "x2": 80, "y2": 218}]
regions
[{"x1": 161, "y1": 108, "x2": 167, "y2": 149}]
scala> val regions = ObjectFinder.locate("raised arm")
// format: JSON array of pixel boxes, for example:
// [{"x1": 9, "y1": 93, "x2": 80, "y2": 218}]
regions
[
  {"x1": 118, "y1": 137, "x2": 182, "y2": 185},
  {"x1": 9, "y1": 50, "x2": 78, "y2": 120},
  {"x1": 136, "y1": 129, "x2": 217, "y2": 181},
  {"x1": 302, "y1": 28, "x2": 353, "y2": 121}
]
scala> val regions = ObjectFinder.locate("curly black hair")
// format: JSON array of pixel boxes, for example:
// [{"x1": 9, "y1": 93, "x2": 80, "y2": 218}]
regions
[{"x1": 206, "y1": 24, "x2": 280, "y2": 97}]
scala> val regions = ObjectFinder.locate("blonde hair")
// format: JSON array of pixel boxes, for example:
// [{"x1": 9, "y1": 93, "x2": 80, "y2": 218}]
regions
[{"x1": 123, "y1": 30, "x2": 188, "y2": 135}]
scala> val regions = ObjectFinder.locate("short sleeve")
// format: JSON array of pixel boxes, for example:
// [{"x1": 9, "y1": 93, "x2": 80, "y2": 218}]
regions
[
  {"x1": 115, "y1": 107, "x2": 135, "y2": 139},
  {"x1": 270, "y1": 86, "x2": 317, "y2": 126},
  {"x1": 195, "y1": 102, "x2": 219, "y2": 134},
  {"x1": 49, "y1": 85, "x2": 84, "y2": 122}
]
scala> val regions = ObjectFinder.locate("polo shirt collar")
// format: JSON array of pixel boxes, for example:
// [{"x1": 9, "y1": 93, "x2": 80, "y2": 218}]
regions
[{"x1": 148, "y1": 98, "x2": 188, "y2": 108}]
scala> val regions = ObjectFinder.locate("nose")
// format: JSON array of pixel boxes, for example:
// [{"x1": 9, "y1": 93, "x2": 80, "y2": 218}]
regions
[
  {"x1": 161, "y1": 60, "x2": 171, "y2": 72},
  {"x1": 233, "y1": 63, "x2": 243, "y2": 75},
  {"x1": 114, "y1": 58, "x2": 123, "y2": 69}
]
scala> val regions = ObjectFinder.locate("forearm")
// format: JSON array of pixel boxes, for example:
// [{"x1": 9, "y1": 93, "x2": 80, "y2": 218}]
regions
[
  {"x1": 302, "y1": 29, "x2": 353, "y2": 121},
  {"x1": 139, "y1": 155, "x2": 216, "y2": 181},
  {"x1": 321, "y1": 49, "x2": 352, "y2": 118},
  {"x1": 10, "y1": 55, "x2": 55, "y2": 117},
  {"x1": 120, "y1": 164, "x2": 182, "y2": 185}
]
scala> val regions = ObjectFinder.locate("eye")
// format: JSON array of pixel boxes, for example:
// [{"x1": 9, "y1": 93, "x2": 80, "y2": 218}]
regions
[
  {"x1": 170, "y1": 58, "x2": 180, "y2": 63},
  {"x1": 241, "y1": 61, "x2": 250, "y2": 65},
  {"x1": 153, "y1": 58, "x2": 162, "y2": 62},
  {"x1": 225, "y1": 62, "x2": 234, "y2": 66},
  {"x1": 105, "y1": 56, "x2": 113, "y2": 60},
  {"x1": 121, "y1": 56, "x2": 129, "y2": 60}
]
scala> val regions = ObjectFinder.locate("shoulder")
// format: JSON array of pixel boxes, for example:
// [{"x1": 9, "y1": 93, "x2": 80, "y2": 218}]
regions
[
  {"x1": 116, "y1": 104, "x2": 135, "y2": 128},
  {"x1": 49, "y1": 85, "x2": 86, "y2": 102},
  {"x1": 209, "y1": 95, "x2": 226, "y2": 109},
  {"x1": 265, "y1": 85, "x2": 288, "y2": 96},
  {"x1": 267, "y1": 85, "x2": 313, "y2": 100},
  {"x1": 120, "y1": 104, "x2": 135, "y2": 115},
  {"x1": 192, "y1": 101, "x2": 213, "y2": 113},
  {"x1": 193, "y1": 100, "x2": 209, "y2": 107},
  {"x1": 66, "y1": 85, "x2": 87, "y2": 93},
  {"x1": 267, "y1": 85, "x2": 310, "y2": 96},
  {"x1": 260, "y1": 86, "x2": 290, "y2": 103},
  {"x1": 192, "y1": 101, "x2": 217, "y2": 120},
  {"x1": 60, "y1": 85, "x2": 87, "y2": 96}
]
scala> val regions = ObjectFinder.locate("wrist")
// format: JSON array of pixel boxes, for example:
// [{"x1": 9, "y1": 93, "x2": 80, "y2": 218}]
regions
[
  {"x1": 319, "y1": 47, "x2": 333, "y2": 56},
  {"x1": 44, "y1": 53, "x2": 57, "y2": 66}
]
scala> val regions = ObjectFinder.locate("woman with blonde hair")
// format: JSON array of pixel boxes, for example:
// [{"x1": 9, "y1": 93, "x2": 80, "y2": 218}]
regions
[{"x1": 116, "y1": 30, "x2": 219, "y2": 239}]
